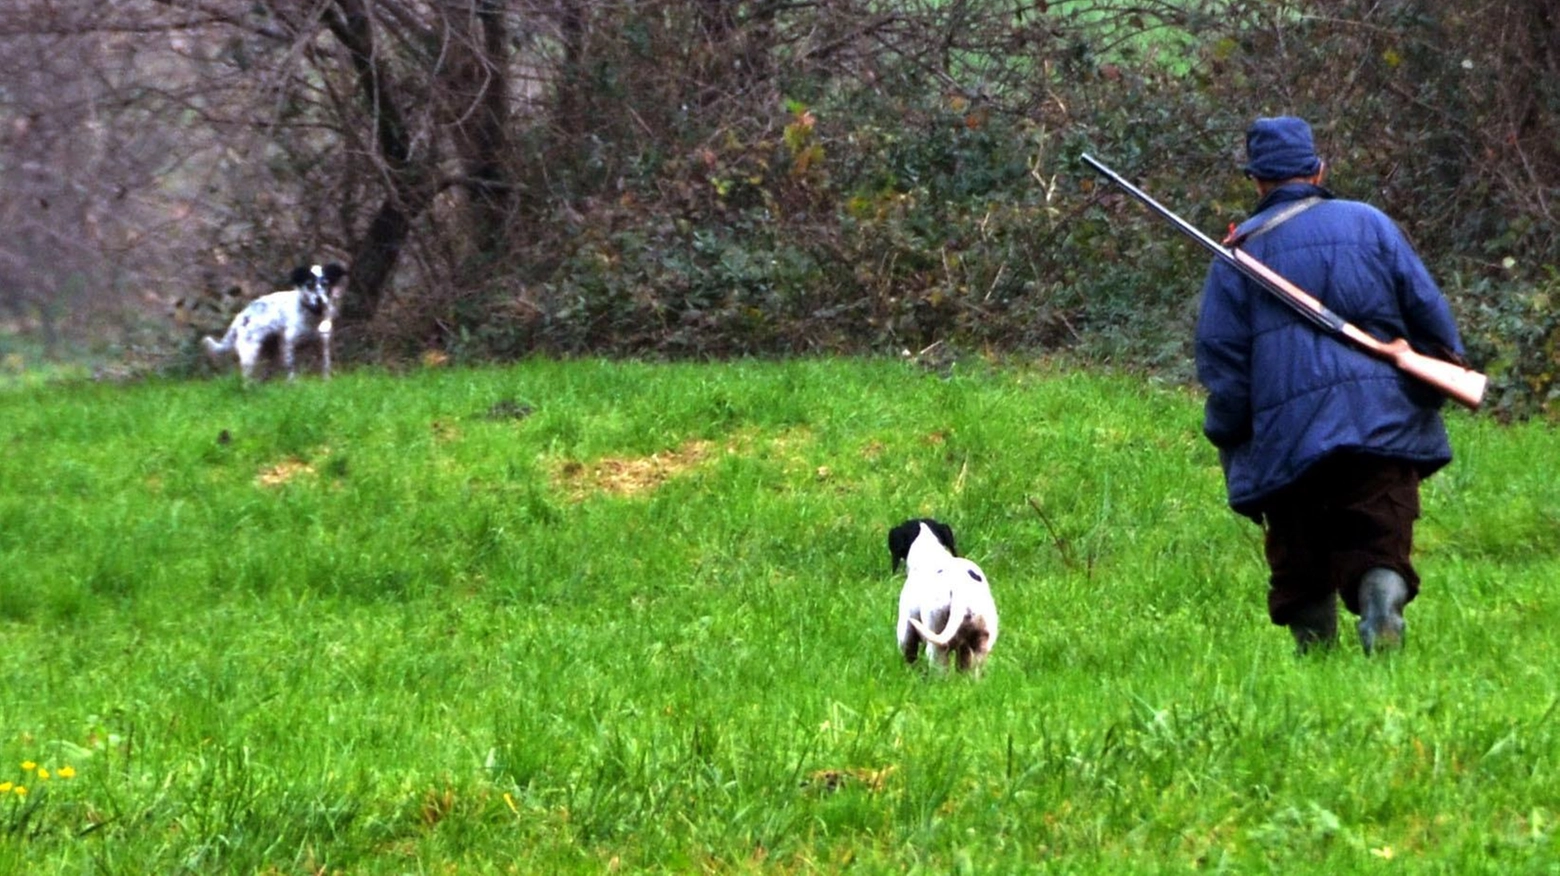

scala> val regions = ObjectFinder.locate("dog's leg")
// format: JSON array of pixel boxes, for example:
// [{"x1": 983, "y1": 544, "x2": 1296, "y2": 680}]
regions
[
  {"x1": 320, "y1": 322, "x2": 333, "y2": 379},
  {"x1": 236, "y1": 339, "x2": 260, "y2": 381},
  {"x1": 916, "y1": 604, "x2": 956, "y2": 668},
  {"x1": 280, "y1": 335, "x2": 298, "y2": 380},
  {"x1": 898, "y1": 617, "x2": 922, "y2": 664}
]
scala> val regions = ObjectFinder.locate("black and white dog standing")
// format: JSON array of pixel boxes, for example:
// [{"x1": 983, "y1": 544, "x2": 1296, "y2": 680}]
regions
[
  {"x1": 203, "y1": 263, "x2": 347, "y2": 381},
  {"x1": 889, "y1": 518, "x2": 1000, "y2": 673}
]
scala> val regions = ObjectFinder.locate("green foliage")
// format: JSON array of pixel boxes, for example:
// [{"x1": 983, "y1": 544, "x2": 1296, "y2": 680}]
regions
[
  {"x1": 1456, "y1": 266, "x2": 1560, "y2": 421},
  {"x1": 2, "y1": 360, "x2": 1559, "y2": 872}
]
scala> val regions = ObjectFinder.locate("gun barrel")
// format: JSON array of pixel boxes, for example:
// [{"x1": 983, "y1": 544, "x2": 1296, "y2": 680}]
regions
[
  {"x1": 1081, "y1": 153, "x2": 1339, "y2": 334},
  {"x1": 1081, "y1": 154, "x2": 1228, "y2": 256}
]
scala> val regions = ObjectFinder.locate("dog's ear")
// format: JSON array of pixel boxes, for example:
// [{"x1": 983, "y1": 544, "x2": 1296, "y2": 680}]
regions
[
  {"x1": 887, "y1": 521, "x2": 918, "y2": 573},
  {"x1": 927, "y1": 519, "x2": 957, "y2": 556},
  {"x1": 289, "y1": 265, "x2": 315, "y2": 288},
  {"x1": 321, "y1": 263, "x2": 348, "y2": 285}
]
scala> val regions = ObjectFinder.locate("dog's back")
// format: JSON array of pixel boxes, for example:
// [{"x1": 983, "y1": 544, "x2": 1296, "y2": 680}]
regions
[{"x1": 906, "y1": 556, "x2": 999, "y2": 670}]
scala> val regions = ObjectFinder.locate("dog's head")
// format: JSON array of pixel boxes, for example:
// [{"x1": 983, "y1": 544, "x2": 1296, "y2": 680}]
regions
[
  {"x1": 888, "y1": 517, "x2": 957, "y2": 572},
  {"x1": 291, "y1": 263, "x2": 348, "y2": 318}
]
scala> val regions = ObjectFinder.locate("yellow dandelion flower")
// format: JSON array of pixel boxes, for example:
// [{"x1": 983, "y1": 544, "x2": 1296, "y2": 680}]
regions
[
  {"x1": 58, "y1": 765, "x2": 76, "y2": 779},
  {"x1": 0, "y1": 782, "x2": 10, "y2": 793},
  {"x1": 12, "y1": 786, "x2": 25, "y2": 797},
  {"x1": 20, "y1": 761, "x2": 35, "y2": 772},
  {"x1": 37, "y1": 768, "x2": 49, "y2": 780}
]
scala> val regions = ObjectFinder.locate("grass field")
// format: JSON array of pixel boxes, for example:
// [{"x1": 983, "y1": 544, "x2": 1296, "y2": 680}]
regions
[{"x1": 2, "y1": 357, "x2": 1557, "y2": 873}]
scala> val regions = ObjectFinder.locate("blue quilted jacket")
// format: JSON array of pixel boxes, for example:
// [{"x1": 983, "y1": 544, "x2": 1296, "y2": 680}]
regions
[{"x1": 1194, "y1": 182, "x2": 1464, "y2": 518}]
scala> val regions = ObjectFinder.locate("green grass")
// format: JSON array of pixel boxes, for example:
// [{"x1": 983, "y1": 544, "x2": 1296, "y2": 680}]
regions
[{"x1": 1, "y1": 358, "x2": 1557, "y2": 873}]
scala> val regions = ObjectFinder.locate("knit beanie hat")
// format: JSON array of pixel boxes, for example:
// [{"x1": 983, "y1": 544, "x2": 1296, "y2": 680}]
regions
[{"x1": 1243, "y1": 116, "x2": 1323, "y2": 181}]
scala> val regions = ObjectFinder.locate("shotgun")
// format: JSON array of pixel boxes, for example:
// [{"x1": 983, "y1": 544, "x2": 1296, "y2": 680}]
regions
[{"x1": 1080, "y1": 153, "x2": 1487, "y2": 411}]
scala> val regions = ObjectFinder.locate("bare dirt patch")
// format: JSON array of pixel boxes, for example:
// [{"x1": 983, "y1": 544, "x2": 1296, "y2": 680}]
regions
[
  {"x1": 256, "y1": 458, "x2": 316, "y2": 487},
  {"x1": 549, "y1": 427, "x2": 817, "y2": 501},
  {"x1": 552, "y1": 439, "x2": 717, "y2": 500}
]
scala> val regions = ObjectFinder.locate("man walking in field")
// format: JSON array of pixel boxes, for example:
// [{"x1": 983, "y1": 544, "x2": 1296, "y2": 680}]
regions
[{"x1": 1195, "y1": 116, "x2": 1469, "y2": 655}]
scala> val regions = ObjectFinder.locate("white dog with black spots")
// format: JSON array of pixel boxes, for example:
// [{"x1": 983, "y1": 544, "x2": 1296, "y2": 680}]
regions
[
  {"x1": 889, "y1": 518, "x2": 1000, "y2": 673},
  {"x1": 203, "y1": 263, "x2": 346, "y2": 381}
]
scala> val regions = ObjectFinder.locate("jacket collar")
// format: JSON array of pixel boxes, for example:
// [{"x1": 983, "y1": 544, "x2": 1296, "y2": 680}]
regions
[{"x1": 1253, "y1": 181, "x2": 1334, "y2": 215}]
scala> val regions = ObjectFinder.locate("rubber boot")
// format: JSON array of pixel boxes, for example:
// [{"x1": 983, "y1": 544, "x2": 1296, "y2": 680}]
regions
[
  {"x1": 1287, "y1": 595, "x2": 1338, "y2": 655},
  {"x1": 1357, "y1": 567, "x2": 1408, "y2": 655}
]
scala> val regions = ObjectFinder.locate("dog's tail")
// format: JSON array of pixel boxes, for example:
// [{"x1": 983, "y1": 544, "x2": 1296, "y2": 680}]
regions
[
  {"x1": 202, "y1": 329, "x2": 235, "y2": 358},
  {"x1": 908, "y1": 609, "x2": 979, "y2": 647}
]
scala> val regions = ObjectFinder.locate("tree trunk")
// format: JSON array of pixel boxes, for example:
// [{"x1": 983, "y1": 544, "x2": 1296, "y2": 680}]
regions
[
  {"x1": 325, "y1": 0, "x2": 435, "y2": 327},
  {"x1": 555, "y1": 0, "x2": 588, "y2": 143},
  {"x1": 452, "y1": 0, "x2": 515, "y2": 275}
]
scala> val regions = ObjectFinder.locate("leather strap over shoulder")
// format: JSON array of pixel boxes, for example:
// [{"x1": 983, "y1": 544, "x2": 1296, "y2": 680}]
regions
[{"x1": 1223, "y1": 196, "x2": 1323, "y2": 247}]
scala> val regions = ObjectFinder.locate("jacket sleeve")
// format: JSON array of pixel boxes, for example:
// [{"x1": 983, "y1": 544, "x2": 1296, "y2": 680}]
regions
[
  {"x1": 1195, "y1": 261, "x2": 1254, "y2": 448},
  {"x1": 1385, "y1": 220, "x2": 1464, "y2": 359}
]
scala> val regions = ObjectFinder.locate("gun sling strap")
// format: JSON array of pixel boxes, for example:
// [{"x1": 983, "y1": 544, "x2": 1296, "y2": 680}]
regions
[{"x1": 1222, "y1": 196, "x2": 1323, "y2": 246}]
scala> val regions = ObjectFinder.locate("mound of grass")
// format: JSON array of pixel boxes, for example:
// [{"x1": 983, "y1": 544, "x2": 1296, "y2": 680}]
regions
[{"x1": 1, "y1": 358, "x2": 1556, "y2": 872}]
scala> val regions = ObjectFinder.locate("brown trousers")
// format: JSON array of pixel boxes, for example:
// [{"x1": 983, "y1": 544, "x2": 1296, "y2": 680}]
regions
[{"x1": 1259, "y1": 453, "x2": 1422, "y2": 626}]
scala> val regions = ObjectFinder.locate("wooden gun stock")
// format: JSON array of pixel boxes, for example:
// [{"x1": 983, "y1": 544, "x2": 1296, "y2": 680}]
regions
[
  {"x1": 1082, "y1": 154, "x2": 1487, "y2": 411},
  {"x1": 1228, "y1": 248, "x2": 1487, "y2": 411}
]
